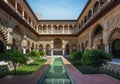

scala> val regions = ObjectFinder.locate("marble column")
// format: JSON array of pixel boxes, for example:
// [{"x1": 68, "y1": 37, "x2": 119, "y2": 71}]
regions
[
  {"x1": 62, "y1": 48, "x2": 65, "y2": 56},
  {"x1": 44, "y1": 48, "x2": 46, "y2": 53},
  {"x1": 51, "y1": 48, "x2": 53, "y2": 56},
  {"x1": 22, "y1": 10, "x2": 24, "y2": 19},
  {"x1": 6, "y1": 45, "x2": 11, "y2": 50},
  {"x1": 51, "y1": 25, "x2": 53, "y2": 34},
  {"x1": 15, "y1": 0, "x2": 18, "y2": 12},
  {"x1": 63, "y1": 25, "x2": 65, "y2": 34},
  {"x1": 46, "y1": 25, "x2": 48, "y2": 34},
  {"x1": 23, "y1": 47, "x2": 26, "y2": 54},
  {"x1": 29, "y1": 48, "x2": 31, "y2": 52},
  {"x1": 105, "y1": 43, "x2": 109, "y2": 53}
]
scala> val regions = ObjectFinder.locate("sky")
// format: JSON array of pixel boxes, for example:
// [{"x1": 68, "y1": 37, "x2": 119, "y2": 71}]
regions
[{"x1": 27, "y1": 0, "x2": 88, "y2": 20}]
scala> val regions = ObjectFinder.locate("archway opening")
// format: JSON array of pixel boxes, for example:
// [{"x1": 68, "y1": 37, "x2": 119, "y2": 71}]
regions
[
  {"x1": 54, "y1": 38, "x2": 62, "y2": 55},
  {"x1": 92, "y1": 25, "x2": 104, "y2": 50},
  {"x1": 26, "y1": 40, "x2": 30, "y2": 53},
  {"x1": 98, "y1": 39, "x2": 105, "y2": 50},
  {"x1": 0, "y1": 40, "x2": 4, "y2": 53},
  {"x1": 46, "y1": 44, "x2": 51, "y2": 55},
  {"x1": 65, "y1": 44, "x2": 70, "y2": 55},
  {"x1": 112, "y1": 39, "x2": 120, "y2": 58},
  {"x1": 72, "y1": 44, "x2": 77, "y2": 52},
  {"x1": 39, "y1": 44, "x2": 43, "y2": 51},
  {"x1": 13, "y1": 26, "x2": 22, "y2": 51}
]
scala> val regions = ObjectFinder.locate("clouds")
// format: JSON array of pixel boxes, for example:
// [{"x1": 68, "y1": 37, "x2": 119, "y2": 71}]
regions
[{"x1": 27, "y1": 0, "x2": 88, "y2": 20}]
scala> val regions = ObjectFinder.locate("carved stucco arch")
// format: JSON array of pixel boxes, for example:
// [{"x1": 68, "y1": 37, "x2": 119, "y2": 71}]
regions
[
  {"x1": 108, "y1": 27, "x2": 120, "y2": 42},
  {"x1": 106, "y1": 13, "x2": 120, "y2": 42},
  {"x1": 0, "y1": 26, "x2": 8, "y2": 43},
  {"x1": 90, "y1": 23, "x2": 104, "y2": 47}
]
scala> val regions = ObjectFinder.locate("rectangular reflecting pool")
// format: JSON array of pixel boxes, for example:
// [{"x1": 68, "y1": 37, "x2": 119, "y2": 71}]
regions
[{"x1": 38, "y1": 57, "x2": 74, "y2": 84}]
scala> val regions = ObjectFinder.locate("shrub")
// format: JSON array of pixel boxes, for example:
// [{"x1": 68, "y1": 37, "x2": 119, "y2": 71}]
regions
[
  {"x1": 3, "y1": 49, "x2": 26, "y2": 74},
  {"x1": 70, "y1": 51, "x2": 83, "y2": 60},
  {"x1": 81, "y1": 49, "x2": 112, "y2": 73},
  {"x1": 0, "y1": 53, "x2": 5, "y2": 61},
  {"x1": 70, "y1": 52, "x2": 76, "y2": 59},
  {"x1": 39, "y1": 51, "x2": 46, "y2": 57},
  {"x1": 27, "y1": 50, "x2": 40, "y2": 63}
]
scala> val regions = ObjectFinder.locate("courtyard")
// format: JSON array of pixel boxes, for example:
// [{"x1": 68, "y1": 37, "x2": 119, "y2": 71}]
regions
[{"x1": 0, "y1": 0, "x2": 120, "y2": 84}]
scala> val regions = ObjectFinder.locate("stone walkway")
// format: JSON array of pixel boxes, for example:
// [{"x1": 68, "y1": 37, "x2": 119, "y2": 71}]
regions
[
  {"x1": 62, "y1": 57, "x2": 120, "y2": 84},
  {"x1": 0, "y1": 56, "x2": 120, "y2": 84}
]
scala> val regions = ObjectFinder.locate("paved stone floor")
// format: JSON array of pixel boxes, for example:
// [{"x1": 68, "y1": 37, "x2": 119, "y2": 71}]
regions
[
  {"x1": 0, "y1": 56, "x2": 120, "y2": 84},
  {"x1": 62, "y1": 57, "x2": 120, "y2": 84}
]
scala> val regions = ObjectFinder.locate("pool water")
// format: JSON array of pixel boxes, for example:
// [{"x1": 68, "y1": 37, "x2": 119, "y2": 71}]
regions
[{"x1": 42, "y1": 57, "x2": 71, "y2": 84}]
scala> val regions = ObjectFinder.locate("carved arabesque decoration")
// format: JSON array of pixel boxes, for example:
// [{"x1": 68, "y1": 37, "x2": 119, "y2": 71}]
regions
[
  {"x1": 106, "y1": 11, "x2": 120, "y2": 42},
  {"x1": 0, "y1": 11, "x2": 16, "y2": 28}
]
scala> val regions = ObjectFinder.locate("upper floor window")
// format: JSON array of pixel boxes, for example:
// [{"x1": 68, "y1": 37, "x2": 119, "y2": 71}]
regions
[
  {"x1": 24, "y1": 11, "x2": 28, "y2": 20},
  {"x1": 17, "y1": 3, "x2": 22, "y2": 15},
  {"x1": 8, "y1": 0, "x2": 15, "y2": 7},
  {"x1": 88, "y1": 10, "x2": 92, "y2": 19},
  {"x1": 100, "y1": 0, "x2": 106, "y2": 6},
  {"x1": 93, "y1": 1, "x2": 99, "y2": 13},
  {"x1": 84, "y1": 16, "x2": 87, "y2": 23}
]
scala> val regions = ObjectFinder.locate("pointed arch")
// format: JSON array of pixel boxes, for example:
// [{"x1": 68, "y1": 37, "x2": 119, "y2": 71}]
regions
[
  {"x1": 112, "y1": 38, "x2": 120, "y2": 58},
  {"x1": 65, "y1": 44, "x2": 70, "y2": 55},
  {"x1": 39, "y1": 44, "x2": 43, "y2": 51},
  {"x1": 93, "y1": 1, "x2": 99, "y2": 13},
  {"x1": 46, "y1": 44, "x2": 51, "y2": 55}
]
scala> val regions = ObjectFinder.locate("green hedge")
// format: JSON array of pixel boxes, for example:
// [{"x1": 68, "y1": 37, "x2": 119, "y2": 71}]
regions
[{"x1": 70, "y1": 51, "x2": 83, "y2": 60}]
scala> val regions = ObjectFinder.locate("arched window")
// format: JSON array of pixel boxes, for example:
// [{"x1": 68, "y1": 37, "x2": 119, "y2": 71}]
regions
[
  {"x1": 58, "y1": 25, "x2": 62, "y2": 33},
  {"x1": 100, "y1": 0, "x2": 106, "y2": 6},
  {"x1": 81, "y1": 20, "x2": 84, "y2": 27},
  {"x1": 84, "y1": 16, "x2": 87, "y2": 23},
  {"x1": 48, "y1": 25, "x2": 51, "y2": 33},
  {"x1": 93, "y1": 1, "x2": 99, "y2": 13},
  {"x1": 46, "y1": 44, "x2": 51, "y2": 55},
  {"x1": 8, "y1": 0, "x2": 15, "y2": 7},
  {"x1": 32, "y1": 43, "x2": 34, "y2": 50},
  {"x1": 64, "y1": 25, "x2": 68, "y2": 33},
  {"x1": 65, "y1": 44, "x2": 70, "y2": 55},
  {"x1": 43, "y1": 25, "x2": 46, "y2": 33},
  {"x1": 72, "y1": 44, "x2": 77, "y2": 52},
  {"x1": 92, "y1": 25, "x2": 103, "y2": 49},
  {"x1": 39, "y1": 44, "x2": 43, "y2": 51},
  {"x1": 94, "y1": 25, "x2": 103, "y2": 37},
  {"x1": 28, "y1": 17, "x2": 31, "y2": 24},
  {"x1": 24, "y1": 11, "x2": 28, "y2": 20},
  {"x1": 38, "y1": 25, "x2": 42, "y2": 33},
  {"x1": 88, "y1": 10, "x2": 92, "y2": 19},
  {"x1": 17, "y1": 3, "x2": 22, "y2": 15},
  {"x1": 54, "y1": 38, "x2": 62, "y2": 49},
  {"x1": 53, "y1": 25, "x2": 57, "y2": 33},
  {"x1": 112, "y1": 39, "x2": 120, "y2": 58}
]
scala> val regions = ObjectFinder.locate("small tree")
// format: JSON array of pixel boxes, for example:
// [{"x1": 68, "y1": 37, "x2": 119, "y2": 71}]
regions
[
  {"x1": 27, "y1": 50, "x2": 40, "y2": 63},
  {"x1": 70, "y1": 51, "x2": 83, "y2": 60},
  {"x1": 0, "y1": 53, "x2": 5, "y2": 61},
  {"x1": 4, "y1": 49, "x2": 26, "y2": 74},
  {"x1": 81, "y1": 49, "x2": 112, "y2": 73},
  {"x1": 70, "y1": 51, "x2": 83, "y2": 64},
  {"x1": 39, "y1": 51, "x2": 46, "y2": 57}
]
